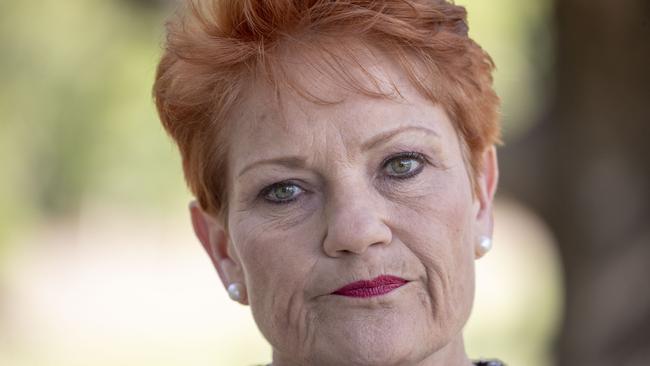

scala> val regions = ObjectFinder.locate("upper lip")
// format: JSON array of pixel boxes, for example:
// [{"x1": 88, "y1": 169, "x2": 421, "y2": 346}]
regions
[{"x1": 331, "y1": 275, "x2": 408, "y2": 294}]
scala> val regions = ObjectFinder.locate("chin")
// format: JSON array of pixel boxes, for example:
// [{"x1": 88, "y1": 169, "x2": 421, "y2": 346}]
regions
[
  {"x1": 312, "y1": 340, "x2": 422, "y2": 366},
  {"x1": 310, "y1": 313, "x2": 432, "y2": 366}
]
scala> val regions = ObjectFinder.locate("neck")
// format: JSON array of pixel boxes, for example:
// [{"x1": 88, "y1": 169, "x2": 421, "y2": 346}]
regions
[
  {"x1": 270, "y1": 334, "x2": 473, "y2": 366},
  {"x1": 414, "y1": 335, "x2": 473, "y2": 366}
]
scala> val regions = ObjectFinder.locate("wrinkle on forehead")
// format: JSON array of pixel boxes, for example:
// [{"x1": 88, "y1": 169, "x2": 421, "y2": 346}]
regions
[
  {"x1": 275, "y1": 37, "x2": 404, "y2": 102},
  {"x1": 238, "y1": 39, "x2": 409, "y2": 129},
  {"x1": 230, "y1": 39, "x2": 424, "y2": 135}
]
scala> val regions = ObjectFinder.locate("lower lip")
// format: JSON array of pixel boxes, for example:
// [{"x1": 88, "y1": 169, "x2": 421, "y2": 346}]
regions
[
  {"x1": 332, "y1": 277, "x2": 408, "y2": 298},
  {"x1": 334, "y1": 284, "x2": 406, "y2": 298}
]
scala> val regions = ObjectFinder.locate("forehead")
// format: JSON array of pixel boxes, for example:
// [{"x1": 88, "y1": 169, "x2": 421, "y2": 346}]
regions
[{"x1": 226, "y1": 50, "x2": 458, "y2": 169}]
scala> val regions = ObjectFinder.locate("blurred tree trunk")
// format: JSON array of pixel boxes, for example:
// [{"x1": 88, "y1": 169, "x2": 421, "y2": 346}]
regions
[{"x1": 500, "y1": 0, "x2": 650, "y2": 365}]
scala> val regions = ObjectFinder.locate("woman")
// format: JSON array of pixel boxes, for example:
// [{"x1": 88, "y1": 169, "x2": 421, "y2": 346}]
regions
[{"x1": 153, "y1": 0, "x2": 502, "y2": 365}]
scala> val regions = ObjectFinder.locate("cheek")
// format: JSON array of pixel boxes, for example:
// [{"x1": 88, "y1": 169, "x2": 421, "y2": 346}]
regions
[
  {"x1": 232, "y1": 216, "x2": 313, "y2": 298},
  {"x1": 391, "y1": 168, "x2": 476, "y2": 327},
  {"x1": 229, "y1": 212, "x2": 320, "y2": 349},
  {"x1": 393, "y1": 167, "x2": 475, "y2": 258},
  {"x1": 230, "y1": 207, "x2": 321, "y2": 285}
]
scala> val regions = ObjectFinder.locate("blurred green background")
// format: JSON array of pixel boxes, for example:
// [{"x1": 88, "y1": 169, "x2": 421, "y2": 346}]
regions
[{"x1": 0, "y1": 0, "x2": 562, "y2": 365}]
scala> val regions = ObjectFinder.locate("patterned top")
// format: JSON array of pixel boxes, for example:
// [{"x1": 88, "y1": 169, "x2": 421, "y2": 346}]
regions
[
  {"x1": 474, "y1": 360, "x2": 505, "y2": 366},
  {"x1": 259, "y1": 360, "x2": 504, "y2": 365}
]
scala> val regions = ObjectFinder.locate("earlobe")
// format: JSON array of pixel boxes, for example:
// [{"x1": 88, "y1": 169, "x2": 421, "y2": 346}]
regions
[
  {"x1": 475, "y1": 236, "x2": 493, "y2": 259},
  {"x1": 189, "y1": 201, "x2": 249, "y2": 305}
]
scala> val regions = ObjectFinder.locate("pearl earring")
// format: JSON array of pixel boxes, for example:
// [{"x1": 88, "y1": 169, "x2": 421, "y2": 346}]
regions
[
  {"x1": 227, "y1": 283, "x2": 245, "y2": 302},
  {"x1": 476, "y1": 236, "x2": 493, "y2": 258}
]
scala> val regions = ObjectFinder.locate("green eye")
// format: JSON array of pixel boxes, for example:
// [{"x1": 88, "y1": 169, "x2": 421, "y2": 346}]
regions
[
  {"x1": 384, "y1": 153, "x2": 425, "y2": 178},
  {"x1": 263, "y1": 183, "x2": 303, "y2": 203},
  {"x1": 389, "y1": 158, "x2": 415, "y2": 174}
]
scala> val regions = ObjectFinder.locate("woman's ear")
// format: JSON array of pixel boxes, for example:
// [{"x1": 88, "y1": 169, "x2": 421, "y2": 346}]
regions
[
  {"x1": 189, "y1": 201, "x2": 248, "y2": 305},
  {"x1": 474, "y1": 146, "x2": 499, "y2": 247}
]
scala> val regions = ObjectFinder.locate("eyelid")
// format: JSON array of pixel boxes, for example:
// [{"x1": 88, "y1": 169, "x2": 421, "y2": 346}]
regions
[
  {"x1": 380, "y1": 151, "x2": 429, "y2": 168},
  {"x1": 379, "y1": 151, "x2": 429, "y2": 180},
  {"x1": 259, "y1": 181, "x2": 305, "y2": 205}
]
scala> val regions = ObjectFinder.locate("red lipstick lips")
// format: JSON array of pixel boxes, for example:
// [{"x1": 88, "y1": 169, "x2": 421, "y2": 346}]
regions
[{"x1": 332, "y1": 275, "x2": 408, "y2": 298}]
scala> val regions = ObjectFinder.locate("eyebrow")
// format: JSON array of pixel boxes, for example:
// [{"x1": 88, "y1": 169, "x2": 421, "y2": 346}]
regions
[
  {"x1": 360, "y1": 125, "x2": 439, "y2": 152},
  {"x1": 236, "y1": 125, "x2": 440, "y2": 178}
]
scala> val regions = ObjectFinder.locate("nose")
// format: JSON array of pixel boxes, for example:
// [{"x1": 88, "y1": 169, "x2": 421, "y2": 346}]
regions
[{"x1": 322, "y1": 178, "x2": 392, "y2": 257}]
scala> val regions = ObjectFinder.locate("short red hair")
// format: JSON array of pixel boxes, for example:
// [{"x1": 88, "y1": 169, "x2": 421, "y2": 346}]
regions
[{"x1": 153, "y1": 0, "x2": 500, "y2": 221}]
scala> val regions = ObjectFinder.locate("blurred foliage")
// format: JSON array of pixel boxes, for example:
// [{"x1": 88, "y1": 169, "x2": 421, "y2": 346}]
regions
[
  {"x1": 459, "y1": 0, "x2": 555, "y2": 138},
  {"x1": 0, "y1": 0, "x2": 188, "y2": 253}
]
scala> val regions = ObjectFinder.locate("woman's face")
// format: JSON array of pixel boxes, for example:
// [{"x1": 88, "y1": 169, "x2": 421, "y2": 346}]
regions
[{"x1": 195, "y1": 57, "x2": 497, "y2": 365}]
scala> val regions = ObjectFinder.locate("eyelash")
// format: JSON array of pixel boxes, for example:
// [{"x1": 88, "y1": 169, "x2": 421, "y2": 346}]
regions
[
  {"x1": 380, "y1": 151, "x2": 427, "y2": 180},
  {"x1": 259, "y1": 181, "x2": 304, "y2": 206},
  {"x1": 258, "y1": 151, "x2": 428, "y2": 205}
]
